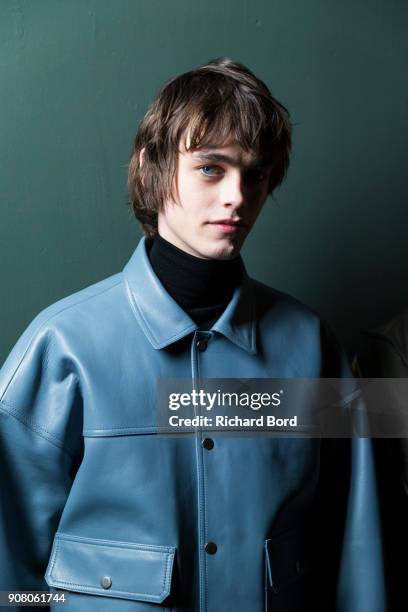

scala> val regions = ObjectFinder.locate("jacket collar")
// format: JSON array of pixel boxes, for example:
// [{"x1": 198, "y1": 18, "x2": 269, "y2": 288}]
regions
[{"x1": 123, "y1": 236, "x2": 257, "y2": 355}]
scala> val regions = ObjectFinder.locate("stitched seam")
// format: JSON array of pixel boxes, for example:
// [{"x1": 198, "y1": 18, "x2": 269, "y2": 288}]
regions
[
  {"x1": 47, "y1": 536, "x2": 59, "y2": 582},
  {"x1": 0, "y1": 399, "x2": 72, "y2": 448},
  {"x1": 203, "y1": 429, "x2": 209, "y2": 612},
  {"x1": 160, "y1": 548, "x2": 172, "y2": 599},
  {"x1": 0, "y1": 402, "x2": 78, "y2": 460},
  {"x1": 194, "y1": 334, "x2": 207, "y2": 612},
  {"x1": 83, "y1": 426, "x2": 158, "y2": 436},
  {"x1": 83, "y1": 425, "x2": 156, "y2": 433},
  {"x1": 51, "y1": 574, "x2": 166, "y2": 598},
  {"x1": 47, "y1": 581, "x2": 163, "y2": 599},
  {"x1": 83, "y1": 425, "x2": 315, "y2": 436},
  {"x1": 55, "y1": 532, "x2": 173, "y2": 550},
  {"x1": 191, "y1": 334, "x2": 202, "y2": 612},
  {"x1": 198, "y1": 335, "x2": 210, "y2": 612}
]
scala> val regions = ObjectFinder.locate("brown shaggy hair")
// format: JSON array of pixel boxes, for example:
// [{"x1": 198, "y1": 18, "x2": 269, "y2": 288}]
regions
[{"x1": 127, "y1": 57, "x2": 292, "y2": 237}]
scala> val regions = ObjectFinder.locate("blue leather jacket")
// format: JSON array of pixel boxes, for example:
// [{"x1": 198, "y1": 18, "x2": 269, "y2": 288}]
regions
[{"x1": 0, "y1": 237, "x2": 386, "y2": 611}]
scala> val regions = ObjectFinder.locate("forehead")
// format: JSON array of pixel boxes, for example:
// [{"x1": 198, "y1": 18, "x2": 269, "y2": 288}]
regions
[{"x1": 180, "y1": 140, "x2": 268, "y2": 168}]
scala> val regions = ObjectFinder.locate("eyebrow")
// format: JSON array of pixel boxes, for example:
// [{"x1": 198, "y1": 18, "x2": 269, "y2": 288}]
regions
[{"x1": 190, "y1": 151, "x2": 267, "y2": 168}]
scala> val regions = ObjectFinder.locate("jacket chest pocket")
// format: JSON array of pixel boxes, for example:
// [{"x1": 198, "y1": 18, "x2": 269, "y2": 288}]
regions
[
  {"x1": 264, "y1": 527, "x2": 315, "y2": 612},
  {"x1": 45, "y1": 533, "x2": 175, "y2": 611}
]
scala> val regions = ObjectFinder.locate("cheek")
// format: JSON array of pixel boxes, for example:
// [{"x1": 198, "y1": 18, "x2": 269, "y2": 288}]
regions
[
  {"x1": 177, "y1": 169, "x2": 206, "y2": 198},
  {"x1": 182, "y1": 191, "x2": 215, "y2": 220},
  {"x1": 169, "y1": 197, "x2": 204, "y2": 229}
]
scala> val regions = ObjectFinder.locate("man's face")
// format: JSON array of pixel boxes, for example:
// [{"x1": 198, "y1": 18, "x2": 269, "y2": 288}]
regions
[{"x1": 157, "y1": 140, "x2": 272, "y2": 260}]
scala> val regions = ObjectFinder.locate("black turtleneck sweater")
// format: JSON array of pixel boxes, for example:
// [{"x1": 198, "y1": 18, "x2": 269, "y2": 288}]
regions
[{"x1": 147, "y1": 234, "x2": 244, "y2": 330}]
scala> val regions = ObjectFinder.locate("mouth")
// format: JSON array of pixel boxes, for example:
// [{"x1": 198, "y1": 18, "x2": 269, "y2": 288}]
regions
[{"x1": 208, "y1": 219, "x2": 249, "y2": 234}]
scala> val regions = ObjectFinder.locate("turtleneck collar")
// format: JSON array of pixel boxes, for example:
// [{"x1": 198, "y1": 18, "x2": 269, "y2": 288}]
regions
[{"x1": 147, "y1": 234, "x2": 244, "y2": 314}]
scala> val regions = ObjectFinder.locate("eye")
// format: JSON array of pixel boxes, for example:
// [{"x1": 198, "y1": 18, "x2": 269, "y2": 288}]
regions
[{"x1": 198, "y1": 165, "x2": 223, "y2": 177}]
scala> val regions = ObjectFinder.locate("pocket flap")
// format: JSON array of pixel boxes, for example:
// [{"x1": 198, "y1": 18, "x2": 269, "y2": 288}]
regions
[
  {"x1": 45, "y1": 533, "x2": 175, "y2": 603},
  {"x1": 265, "y1": 527, "x2": 311, "y2": 593}
]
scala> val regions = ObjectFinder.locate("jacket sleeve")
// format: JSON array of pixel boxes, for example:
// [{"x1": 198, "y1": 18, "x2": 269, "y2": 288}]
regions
[
  {"x1": 317, "y1": 323, "x2": 387, "y2": 612},
  {"x1": 335, "y1": 436, "x2": 387, "y2": 611},
  {"x1": 357, "y1": 332, "x2": 408, "y2": 485},
  {"x1": 0, "y1": 312, "x2": 83, "y2": 595},
  {"x1": 355, "y1": 332, "x2": 408, "y2": 611}
]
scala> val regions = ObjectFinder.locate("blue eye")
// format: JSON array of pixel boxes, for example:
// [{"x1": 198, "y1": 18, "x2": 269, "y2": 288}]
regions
[{"x1": 199, "y1": 165, "x2": 222, "y2": 177}]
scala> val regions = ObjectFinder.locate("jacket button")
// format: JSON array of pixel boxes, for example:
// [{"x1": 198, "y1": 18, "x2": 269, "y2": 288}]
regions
[
  {"x1": 196, "y1": 339, "x2": 208, "y2": 352},
  {"x1": 101, "y1": 576, "x2": 112, "y2": 589},
  {"x1": 204, "y1": 542, "x2": 217, "y2": 555},
  {"x1": 202, "y1": 437, "x2": 214, "y2": 450}
]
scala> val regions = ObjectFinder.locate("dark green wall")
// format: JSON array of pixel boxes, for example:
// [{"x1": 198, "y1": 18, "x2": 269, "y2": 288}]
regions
[{"x1": 1, "y1": 0, "x2": 407, "y2": 363}]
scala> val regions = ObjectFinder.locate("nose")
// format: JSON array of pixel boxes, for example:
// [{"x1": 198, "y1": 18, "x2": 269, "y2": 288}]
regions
[{"x1": 220, "y1": 170, "x2": 246, "y2": 209}]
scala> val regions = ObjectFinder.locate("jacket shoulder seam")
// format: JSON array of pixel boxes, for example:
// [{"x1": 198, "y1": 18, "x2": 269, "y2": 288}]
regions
[
  {"x1": 1, "y1": 278, "x2": 123, "y2": 403},
  {"x1": 32, "y1": 277, "x2": 123, "y2": 327},
  {"x1": 0, "y1": 400, "x2": 79, "y2": 461}
]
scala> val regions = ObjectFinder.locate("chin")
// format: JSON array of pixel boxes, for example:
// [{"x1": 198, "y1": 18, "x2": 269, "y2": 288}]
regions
[{"x1": 207, "y1": 241, "x2": 242, "y2": 261}]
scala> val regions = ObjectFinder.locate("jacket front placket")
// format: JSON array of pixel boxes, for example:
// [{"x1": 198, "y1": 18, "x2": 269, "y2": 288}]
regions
[
  {"x1": 123, "y1": 237, "x2": 257, "y2": 611},
  {"x1": 190, "y1": 329, "x2": 214, "y2": 612}
]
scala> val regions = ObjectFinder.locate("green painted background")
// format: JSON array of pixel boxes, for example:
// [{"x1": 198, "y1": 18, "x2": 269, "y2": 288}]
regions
[{"x1": 1, "y1": 0, "x2": 407, "y2": 363}]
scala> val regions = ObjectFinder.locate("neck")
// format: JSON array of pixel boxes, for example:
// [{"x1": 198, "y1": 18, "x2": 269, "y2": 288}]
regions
[{"x1": 147, "y1": 234, "x2": 244, "y2": 324}]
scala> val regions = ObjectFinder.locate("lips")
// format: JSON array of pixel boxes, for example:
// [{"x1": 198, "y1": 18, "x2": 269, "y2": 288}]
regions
[
  {"x1": 210, "y1": 219, "x2": 248, "y2": 228},
  {"x1": 208, "y1": 219, "x2": 248, "y2": 235}
]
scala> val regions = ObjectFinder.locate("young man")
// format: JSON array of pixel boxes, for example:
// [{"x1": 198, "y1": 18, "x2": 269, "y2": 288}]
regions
[{"x1": 0, "y1": 58, "x2": 386, "y2": 611}]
